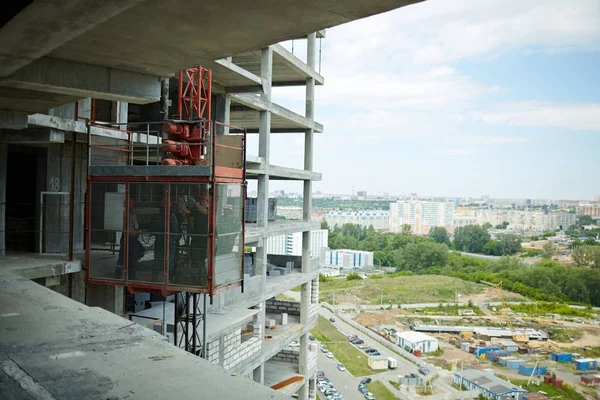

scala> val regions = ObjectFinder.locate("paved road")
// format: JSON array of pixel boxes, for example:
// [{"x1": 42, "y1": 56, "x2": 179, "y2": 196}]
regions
[
  {"x1": 320, "y1": 306, "x2": 416, "y2": 376},
  {"x1": 317, "y1": 350, "x2": 364, "y2": 400}
]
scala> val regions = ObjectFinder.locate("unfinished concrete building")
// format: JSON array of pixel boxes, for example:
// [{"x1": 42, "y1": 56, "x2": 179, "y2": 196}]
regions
[{"x1": 0, "y1": 1, "x2": 420, "y2": 398}]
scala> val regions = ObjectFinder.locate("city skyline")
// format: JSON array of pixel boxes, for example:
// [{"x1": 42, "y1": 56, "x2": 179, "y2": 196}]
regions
[{"x1": 248, "y1": 0, "x2": 600, "y2": 200}]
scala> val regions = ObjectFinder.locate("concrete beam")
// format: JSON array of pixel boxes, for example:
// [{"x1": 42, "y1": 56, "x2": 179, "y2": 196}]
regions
[
  {"x1": 27, "y1": 113, "x2": 160, "y2": 144},
  {"x1": 272, "y1": 44, "x2": 324, "y2": 86},
  {"x1": 0, "y1": 128, "x2": 65, "y2": 144},
  {"x1": 246, "y1": 164, "x2": 322, "y2": 181},
  {"x1": 0, "y1": 109, "x2": 28, "y2": 129},
  {"x1": 230, "y1": 94, "x2": 323, "y2": 132},
  {"x1": 2, "y1": 57, "x2": 161, "y2": 105},
  {"x1": 215, "y1": 59, "x2": 262, "y2": 86},
  {"x1": 0, "y1": 0, "x2": 146, "y2": 78}
]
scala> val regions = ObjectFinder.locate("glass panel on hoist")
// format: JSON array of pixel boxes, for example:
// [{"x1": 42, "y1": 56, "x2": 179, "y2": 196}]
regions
[{"x1": 168, "y1": 182, "x2": 210, "y2": 290}]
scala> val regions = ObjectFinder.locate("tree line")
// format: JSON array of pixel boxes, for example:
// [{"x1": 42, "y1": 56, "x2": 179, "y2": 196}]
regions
[{"x1": 324, "y1": 222, "x2": 600, "y2": 306}]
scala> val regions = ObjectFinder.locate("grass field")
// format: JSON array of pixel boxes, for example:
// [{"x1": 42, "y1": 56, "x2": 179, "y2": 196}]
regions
[
  {"x1": 320, "y1": 275, "x2": 483, "y2": 305},
  {"x1": 311, "y1": 316, "x2": 385, "y2": 377},
  {"x1": 366, "y1": 381, "x2": 396, "y2": 400}
]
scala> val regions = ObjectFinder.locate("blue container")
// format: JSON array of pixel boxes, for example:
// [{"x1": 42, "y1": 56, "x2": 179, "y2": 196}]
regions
[
  {"x1": 474, "y1": 346, "x2": 500, "y2": 357},
  {"x1": 519, "y1": 365, "x2": 547, "y2": 375},
  {"x1": 552, "y1": 353, "x2": 572, "y2": 363},
  {"x1": 507, "y1": 359, "x2": 526, "y2": 370},
  {"x1": 575, "y1": 359, "x2": 597, "y2": 371}
]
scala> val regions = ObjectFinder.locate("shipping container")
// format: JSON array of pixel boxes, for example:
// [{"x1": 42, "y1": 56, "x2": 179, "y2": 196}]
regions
[
  {"x1": 519, "y1": 364, "x2": 547, "y2": 375},
  {"x1": 506, "y1": 359, "x2": 526, "y2": 370},
  {"x1": 474, "y1": 346, "x2": 500, "y2": 357},
  {"x1": 551, "y1": 353, "x2": 572, "y2": 363},
  {"x1": 575, "y1": 358, "x2": 597, "y2": 371}
]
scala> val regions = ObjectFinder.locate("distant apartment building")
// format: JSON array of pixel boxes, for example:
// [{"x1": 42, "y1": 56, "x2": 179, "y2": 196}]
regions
[
  {"x1": 266, "y1": 229, "x2": 328, "y2": 258},
  {"x1": 322, "y1": 249, "x2": 374, "y2": 269},
  {"x1": 356, "y1": 191, "x2": 367, "y2": 200},
  {"x1": 577, "y1": 204, "x2": 600, "y2": 217},
  {"x1": 389, "y1": 200, "x2": 454, "y2": 235},
  {"x1": 472, "y1": 210, "x2": 576, "y2": 232},
  {"x1": 325, "y1": 210, "x2": 389, "y2": 231},
  {"x1": 277, "y1": 206, "x2": 303, "y2": 220},
  {"x1": 453, "y1": 215, "x2": 477, "y2": 228}
]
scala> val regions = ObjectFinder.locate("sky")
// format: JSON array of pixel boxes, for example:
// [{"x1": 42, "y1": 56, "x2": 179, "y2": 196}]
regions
[{"x1": 249, "y1": 0, "x2": 600, "y2": 200}]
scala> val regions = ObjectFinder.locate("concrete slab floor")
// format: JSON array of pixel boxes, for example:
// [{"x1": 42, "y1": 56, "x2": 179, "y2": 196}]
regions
[
  {"x1": 264, "y1": 360, "x2": 303, "y2": 394},
  {"x1": 0, "y1": 252, "x2": 83, "y2": 280},
  {"x1": 0, "y1": 273, "x2": 293, "y2": 399}
]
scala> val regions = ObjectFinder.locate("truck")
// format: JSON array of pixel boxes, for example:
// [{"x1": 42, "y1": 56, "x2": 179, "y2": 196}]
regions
[{"x1": 388, "y1": 357, "x2": 398, "y2": 369}]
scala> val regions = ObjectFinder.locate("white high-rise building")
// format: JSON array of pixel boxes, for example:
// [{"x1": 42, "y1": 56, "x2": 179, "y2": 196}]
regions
[
  {"x1": 266, "y1": 229, "x2": 328, "y2": 257},
  {"x1": 389, "y1": 200, "x2": 455, "y2": 234},
  {"x1": 325, "y1": 210, "x2": 389, "y2": 231}
]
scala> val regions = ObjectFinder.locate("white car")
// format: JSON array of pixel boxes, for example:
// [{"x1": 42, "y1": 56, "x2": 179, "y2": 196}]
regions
[
  {"x1": 289, "y1": 341, "x2": 299, "y2": 347},
  {"x1": 326, "y1": 352, "x2": 334, "y2": 359},
  {"x1": 337, "y1": 363, "x2": 346, "y2": 371}
]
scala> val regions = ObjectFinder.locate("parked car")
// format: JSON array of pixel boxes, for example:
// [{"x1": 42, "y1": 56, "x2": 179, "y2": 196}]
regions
[
  {"x1": 309, "y1": 335, "x2": 315, "y2": 341},
  {"x1": 359, "y1": 344, "x2": 370, "y2": 349},
  {"x1": 326, "y1": 352, "x2": 334, "y2": 359},
  {"x1": 360, "y1": 378, "x2": 372, "y2": 385},
  {"x1": 352, "y1": 339, "x2": 365, "y2": 345},
  {"x1": 337, "y1": 363, "x2": 346, "y2": 371},
  {"x1": 317, "y1": 370, "x2": 325, "y2": 378},
  {"x1": 289, "y1": 341, "x2": 299, "y2": 347},
  {"x1": 365, "y1": 348, "x2": 378, "y2": 354},
  {"x1": 364, "y1": 392, "x2": 376, "y2": 400},
  {"x1": 347, "y1": 334, "x2": 358, "y2": 340},
  {"x1": 358, "y1": 384, "x2": 368, "y2": 394},
  {"x1": 321, "y1": 345, "x2": 328, "y2": 353},
  {"x1": 370, "y1": 351, "x2": 381, "y2": 356},
  {"x1": 329, "y1": 317, "x2": 335, "y2": 322},
  {"x1": 349, "y1": 337, "x2": 361, "y2": 343},
  {"x1": 418, "y1": 366, "x2": 429, "y2": 375}
]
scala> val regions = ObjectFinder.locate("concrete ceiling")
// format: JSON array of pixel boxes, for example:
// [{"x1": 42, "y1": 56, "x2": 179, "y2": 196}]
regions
[{"x1": 0, "y1": 0, "x2": 422, "y2": 114}]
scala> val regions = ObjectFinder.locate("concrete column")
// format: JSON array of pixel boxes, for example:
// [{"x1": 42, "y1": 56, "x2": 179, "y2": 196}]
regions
[
  {"x1": 309, "y1": 375, "x2": 317, "y2": 400},
  {"x1": 257, "y1": 47, "x2": 272, "y2": 228},
  {"x1": 214, "y1": 94, "x2": 231, "y2": 135},
  {"x1": 86, "y1": 285, "x2": 125, "y2": 316},
  {"x1": 302, "y1": 33, "x2": 316, "y2": 275},
  {"x1": 0, "y1": 144, "x2": 6, "y2": 258},
  {"x1": 253, "y1": 363, "x2": 264, "y2": 385},
  {"x1": 70, "y1": 270, "x2": 86, "y2": 304},
  {"x1": 299, "y1": 33, "x2": 317, "y2": 400}
]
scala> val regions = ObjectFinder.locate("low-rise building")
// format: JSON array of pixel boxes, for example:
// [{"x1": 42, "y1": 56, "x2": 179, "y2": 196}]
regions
[
  {"x1": 322, "y1": 249, "x2": 374, "y2": 269},
  {"x1": 453, "y1": 369, "x2": 528, "y2": 400},
  {"x1": 325, "y1": 210, "x2": 389, "y2": 231},
  {"x1": 394, "y1": 331, "x2": 439, "y2": 353}
]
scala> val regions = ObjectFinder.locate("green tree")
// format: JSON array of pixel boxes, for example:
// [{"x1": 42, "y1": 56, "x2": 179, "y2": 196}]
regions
[
  {"x1": 454, "y1": 225, "x2": 491, "y2": 253},
  {"x1": 482, "y1": 240, "x2": 499, "y2": 255},
  {"x1": 401, "y1": 224, "x2": 412, "y2": 235},
  {"x1": 541, "y1": 242, "x2": 555, "y2": 260},
  {"x1": 579, "y1": 215, "x2": 594, "y2": 226},
  {"x1": 394, "y1": 242, "x2": 448, "y2": 273},
  {"x1": 428, "y1": 226, "x2": 450, "y2": 245},
  {"x1": 321, "y1": 220, "x2": 329, "y2": 230},
  {"x1": 497, "y1": 233, "x2": 522, "y2": 255},
  {"x1": 482, "y1": 222, "x2": 493, "y2": 230},
  {"x1": 495, "y1": 221, "x2": 509, "y2": 229},
  {"x1": 572, "y1": 246, "x2": 589, "y2": 266}
]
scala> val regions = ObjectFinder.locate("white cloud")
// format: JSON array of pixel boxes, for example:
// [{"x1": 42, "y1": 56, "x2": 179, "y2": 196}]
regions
[{"x1": 471, "y1": 102, "x2": 600, "y2": 132}]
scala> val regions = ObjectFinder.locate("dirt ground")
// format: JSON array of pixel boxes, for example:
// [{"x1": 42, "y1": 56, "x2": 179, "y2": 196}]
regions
[{"x1": 462, "y1": 287, "x2": 528, "y2": 305}]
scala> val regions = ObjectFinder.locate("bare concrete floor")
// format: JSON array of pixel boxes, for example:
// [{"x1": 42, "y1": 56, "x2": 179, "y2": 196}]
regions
[
  {"x1": 0, "y1": 272, "x2": 293, "y2": 399},
  {"x1": 264, "y1": 360, "x2": 304, "y2": 394}
]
